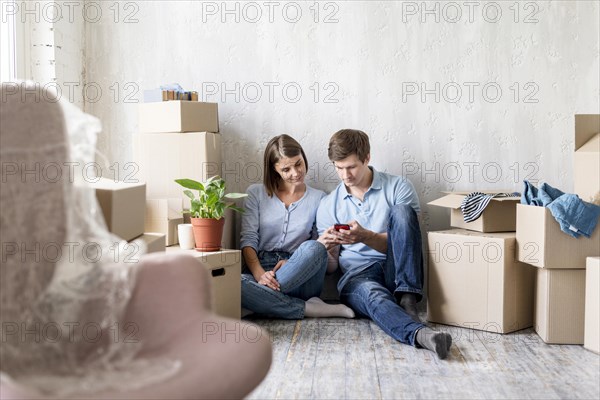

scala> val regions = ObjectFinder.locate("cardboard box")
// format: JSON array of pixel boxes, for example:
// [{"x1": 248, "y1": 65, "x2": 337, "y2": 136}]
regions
[
  {"x1": 145, "y1": 198, "x2": 183, "y2": 246},
  {"x1": 166, "y1": 248, "x2": 242, "y2": 319},
  {"x1": 428, "y1": 192, "x2": 519, "y2": 232},
  {"x1": 133, "y1": 233, "x2": 166, "y2": 253},
  {"x1": 138, "y1": 101, "x2": 219, "y2": 133},
  {"x1": 585, "y1": 257, "x2": 600, "y2": 353},
  {"x1": 574, "y1": 115, "x2": 599, "y2": 202},
  {"x1": 91, "y1": 178, "x2": 146, "y2": 241},
  {"x1": 516, "y1": 204, "x2": 600, "y2": 269},
  {"x1": 535, "y1": 268, "x2": 586, "y2": 344},
  {"x1": 203, "y1": 252, "x2": 242, "y2": 319},
  {"x1": 427, "y1": 229, "x2": 535, "y2": 333},
  {"x1": 133, "y1": 132, "x2": 222, "y2": 202}
]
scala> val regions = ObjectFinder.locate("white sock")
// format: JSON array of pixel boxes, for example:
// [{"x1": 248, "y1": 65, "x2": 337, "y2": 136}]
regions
[{"x1": 304, "y1": 297, "x2": 355, "y2": 318}]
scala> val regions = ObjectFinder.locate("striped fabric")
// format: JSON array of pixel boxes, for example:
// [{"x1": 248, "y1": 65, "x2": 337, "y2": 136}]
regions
[{"x1": 460, "y1": 192, "x2": 520, "y2": 223}]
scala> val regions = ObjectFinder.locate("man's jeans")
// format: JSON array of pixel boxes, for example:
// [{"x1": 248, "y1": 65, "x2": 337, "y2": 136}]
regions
[
  {"x1": 241, "y1": 240, "x2": 327, "y2": 319},
  {"x1": 340, "y1": 204, "x2": 426, "y2": 346}
]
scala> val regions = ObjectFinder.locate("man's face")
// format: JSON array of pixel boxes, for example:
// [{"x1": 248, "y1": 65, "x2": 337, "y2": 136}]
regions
[{"x1": 333, "y1": 154, "x2": 371, "y2": 187}]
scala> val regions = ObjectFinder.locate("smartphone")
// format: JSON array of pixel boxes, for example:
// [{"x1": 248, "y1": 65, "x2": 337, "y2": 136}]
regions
[{"x1": 334, "y1": 224, "x2": 351, "y2": 231}]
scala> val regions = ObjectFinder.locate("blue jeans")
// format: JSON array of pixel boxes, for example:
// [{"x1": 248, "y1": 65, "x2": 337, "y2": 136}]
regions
[
  {"x1": 339, "y1": 204, "x2": 426, "y2": 346},
  {"x1": 241, "y1": 240, "x2": 327, "y2": 319}
]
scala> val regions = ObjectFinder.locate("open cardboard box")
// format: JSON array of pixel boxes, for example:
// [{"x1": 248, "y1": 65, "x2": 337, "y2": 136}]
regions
[
  {"x1": 574, "y1": 115, "x2": 599, "y2": 203},
  {"x1": 428, "y1": 191, "x2": 519, "y2": 232},
  {"x1": 516, "y1": 204, "x2": 600, "y2": 269}
]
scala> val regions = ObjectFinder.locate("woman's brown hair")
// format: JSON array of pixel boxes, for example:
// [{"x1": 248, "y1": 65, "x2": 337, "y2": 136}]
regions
[{"x1": 263, "y1": 134, "x2": 308, "y2": 197}]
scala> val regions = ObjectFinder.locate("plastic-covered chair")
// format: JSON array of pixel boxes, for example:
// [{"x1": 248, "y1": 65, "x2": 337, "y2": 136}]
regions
[{"x1": 0, "y1": 82, "x2": 271, "y2": 399}]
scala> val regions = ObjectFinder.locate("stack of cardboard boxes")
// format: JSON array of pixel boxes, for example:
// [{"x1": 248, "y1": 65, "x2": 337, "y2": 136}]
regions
[
  {"x1": 427, "y1": 193, "x2": 535, "y2": 334},
  {"x1": 515, "y1": 114, "x2": 599, "y2": 349},
  {"x1": 90, "y1": 178, "x2": 166, "y2": 253},
  {"x1": 132, "y1": 98, "x2": 242, "y2": 319},
  {"x1": 427, "y1": 114, "x2": 600, "y2": 351},
  {"x1": 133, "y1": 100, "x2": 224, "y2": 248}
]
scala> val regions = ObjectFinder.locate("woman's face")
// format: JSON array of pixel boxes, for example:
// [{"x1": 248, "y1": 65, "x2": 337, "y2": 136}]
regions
[{"x1": 274, "y1": 154, "x2": 306, "y2": 187}]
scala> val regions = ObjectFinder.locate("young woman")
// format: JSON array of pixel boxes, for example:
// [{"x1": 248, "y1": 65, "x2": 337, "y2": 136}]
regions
[{"x1": 240, "y1": 134, "x2": 354, "y2": 319}]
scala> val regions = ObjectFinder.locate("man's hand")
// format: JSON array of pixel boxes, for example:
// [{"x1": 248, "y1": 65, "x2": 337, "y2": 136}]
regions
[
  {"x1": 318, "y1": 227, "x2": 343, "y2": 250},
  {"x1": 327, "y1": 221, "x2": 388, "y2": 253},
  {"x1": 332, "y1": 220, "x2": 371, "y2": 244}
]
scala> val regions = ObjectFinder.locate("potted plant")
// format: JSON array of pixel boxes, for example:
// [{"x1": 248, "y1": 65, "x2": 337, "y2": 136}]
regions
[{"x1": 174, "y1": 176, "x2": 247, "y2": 251}]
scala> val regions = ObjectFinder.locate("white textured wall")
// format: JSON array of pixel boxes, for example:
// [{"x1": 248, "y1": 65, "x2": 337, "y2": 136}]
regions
[
  {"x1": 85, "y1": 0, "x2": 599, "y2": 231},
  {"x1": 11, "y1": 0, "x2": 86, "y2": 108}
]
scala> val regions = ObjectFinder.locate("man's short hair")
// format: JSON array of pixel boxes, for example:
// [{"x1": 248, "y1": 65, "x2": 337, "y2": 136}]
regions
[{"x1": 328, "y1": 129, "x2": 370, "y2": 162}]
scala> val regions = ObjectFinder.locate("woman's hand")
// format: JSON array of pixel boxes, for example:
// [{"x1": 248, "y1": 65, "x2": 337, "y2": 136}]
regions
[
  {"x1": 255, "y1": 270, "x2": 280, "y2": 291},
  {"x1": 273, "y1": 259, "x2": 287, "y2": 273}
]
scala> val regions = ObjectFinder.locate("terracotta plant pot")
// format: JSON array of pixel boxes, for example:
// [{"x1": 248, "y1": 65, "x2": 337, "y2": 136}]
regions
[{"x1": 190, "y1": 217, "x2": 224, "y2": 251}]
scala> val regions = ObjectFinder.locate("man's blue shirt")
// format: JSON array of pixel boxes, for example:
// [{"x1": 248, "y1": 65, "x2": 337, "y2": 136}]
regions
[{"x1": 317, "y1": 167, "x2": 420, "y2": 289}]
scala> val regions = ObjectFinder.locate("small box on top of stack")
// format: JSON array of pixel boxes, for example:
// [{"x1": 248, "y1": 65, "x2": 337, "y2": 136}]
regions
[
  {"x1": 427, "y1": 191, "x2": 536, "y2": 334},
  {"x1": 516, "y1": 114, "x2": 600, "y2": 345},
  {"x1": 134, "y1": 84, "x2": 226, "y2": 249}
]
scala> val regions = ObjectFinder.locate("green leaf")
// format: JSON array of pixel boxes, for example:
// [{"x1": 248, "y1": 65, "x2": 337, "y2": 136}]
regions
[
  {"x1": 227, "y1": 205, "x2": 245, "y2": 214},
  {"x1": 204, "y1": 175, "x2": 218, "y2": 185},
  {"x1": 183, "y1": 190, "x2": 195, "y2": 200},
  {"x1": 175, "y1": 179, "x2": 203, "y2": 191},
  {"x1": 225, "y1": 192, "x2": 248, "y2": 199},
  {"x1": 175, "y1": 175, "x2": 246, "y2": 218}
]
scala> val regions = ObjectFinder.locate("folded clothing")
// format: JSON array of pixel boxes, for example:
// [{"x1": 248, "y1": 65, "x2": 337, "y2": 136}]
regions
[{"x1": 521, "y1": 181, "x2": 600, "y2": 238}]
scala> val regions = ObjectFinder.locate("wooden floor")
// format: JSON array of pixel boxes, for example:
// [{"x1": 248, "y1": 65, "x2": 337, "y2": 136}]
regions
[{"x1": 246, "y1": 316, "x2": 600, "y2": 400}]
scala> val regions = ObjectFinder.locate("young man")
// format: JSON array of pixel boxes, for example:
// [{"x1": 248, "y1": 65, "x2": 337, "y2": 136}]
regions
[{"x1": 317, "y1": 129, "x2": 452, "y2": 359}]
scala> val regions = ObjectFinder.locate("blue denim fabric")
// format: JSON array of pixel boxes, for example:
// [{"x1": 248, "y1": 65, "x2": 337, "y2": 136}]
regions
[
  {"x1": 521, "y1": 181, "x2": 600, "y2": 238},
  {"x1": 340, "y1": 205, "x2": 426, "y2": 346},
  {"x1": 241, "y1": 241, "x2": 327, "y2": 319}
]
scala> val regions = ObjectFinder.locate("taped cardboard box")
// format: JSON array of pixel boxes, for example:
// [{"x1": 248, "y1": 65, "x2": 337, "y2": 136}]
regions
[
  {"x1": 138, "y1": 101, "x2": 219, "y2": 133},
  {"x1": 427, "y1": 229, "x2": 535, "y2": 333},
  {"x1": 132, "y1": 233, "x2": 166, "y2": 254},
  {"x1": 91, "y1": 178, "x2": 146, "y2": 241},
  {"x1": 133, "y1": 132, "x2": 222, "y2": 202},
  {"x1": 145, "y1": 198, "x2": 183, "y2": 246},
  {"x1": 516, "y1": 204, "x2": 600, "y2": 269},
  {"x1": 535, "y1": 268, "x2": 585, "y2": 344},
  {"x1": 428, "y1": 192, "x2": 519, "y2": 232},
  {"x1": 585, "y1": 257, "x2": 600, "y2": 353}
]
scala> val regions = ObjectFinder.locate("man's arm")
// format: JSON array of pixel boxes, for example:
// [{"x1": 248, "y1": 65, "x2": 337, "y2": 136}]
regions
[{"x1": 316, "y1": 195, "x2": 343, "y2": 251}]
